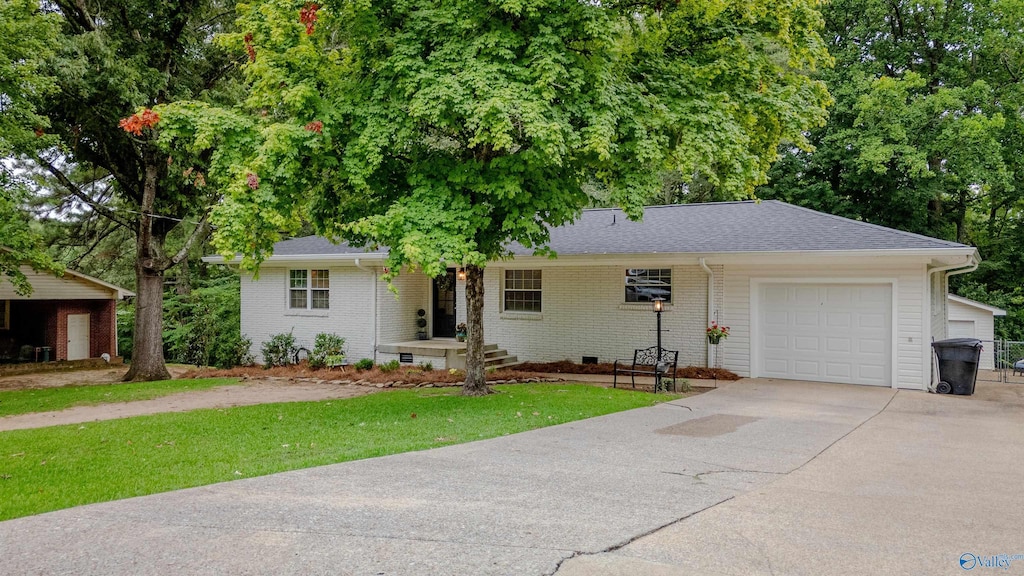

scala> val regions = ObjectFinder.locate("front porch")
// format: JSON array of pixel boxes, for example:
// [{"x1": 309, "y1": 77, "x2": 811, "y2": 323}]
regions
[{"x1": 377, "y1": 338, "x2": 519, "y2": 370}]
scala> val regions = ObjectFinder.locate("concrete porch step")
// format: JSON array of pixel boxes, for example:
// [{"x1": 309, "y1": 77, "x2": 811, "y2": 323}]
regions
[{"x1": 484, "y1": 354, "x2": 519, "y2": 367}]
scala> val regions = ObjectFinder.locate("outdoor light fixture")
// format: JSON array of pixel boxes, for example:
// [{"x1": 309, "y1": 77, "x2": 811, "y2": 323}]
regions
[
  {"x1": 652, "y1": 297, "x2": 665, "y2": 392},
  {"x1": 457, "y1": 268, "x2": 466, "y2": 281}
]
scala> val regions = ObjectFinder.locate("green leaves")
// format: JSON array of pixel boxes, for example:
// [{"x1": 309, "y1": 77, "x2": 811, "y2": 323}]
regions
[{"x1": 160, "y1": 0, "x2": 830, "y2": 281}]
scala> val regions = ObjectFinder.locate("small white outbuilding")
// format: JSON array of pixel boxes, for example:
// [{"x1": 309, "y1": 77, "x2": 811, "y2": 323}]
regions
[{"x1": 947, "y1": 294, "x2": 1006, "y2": 370}]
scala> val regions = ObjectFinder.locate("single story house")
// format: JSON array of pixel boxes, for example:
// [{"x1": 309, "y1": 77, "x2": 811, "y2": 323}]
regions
[
  {"x1": 205, "y1": 200, "x2": 981, "y2": 391},
  {"x1": 0, "y1": 266, "x2": 133, "y2": 363},
  {"x1": 947, "y1": 294, "x2": 1006, "y2": 370}
]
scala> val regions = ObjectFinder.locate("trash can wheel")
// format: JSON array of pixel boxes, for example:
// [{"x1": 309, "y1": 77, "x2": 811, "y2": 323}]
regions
[{"x1": 936, "y1": 381, "x2": 952, "y2": 394}]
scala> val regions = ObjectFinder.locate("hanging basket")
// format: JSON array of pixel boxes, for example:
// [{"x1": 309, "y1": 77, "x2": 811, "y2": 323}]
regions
[{"x1": 707, "y1": 334, "x2": 723, "y2": 345}]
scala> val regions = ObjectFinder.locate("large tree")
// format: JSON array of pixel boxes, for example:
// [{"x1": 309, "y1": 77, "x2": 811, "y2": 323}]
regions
[
  {"x1": 0, "y1": 0, "x2": 61, "y2": 294},
  {"x1": 758, "y1": 0, "x2": 1024, "y2": 337},
  {"x1": 161, "y1": 0, "x2": 832, "y2": 393},
  {"x1": 14, "y1": 0, "x2": 242, "y2": 380}
]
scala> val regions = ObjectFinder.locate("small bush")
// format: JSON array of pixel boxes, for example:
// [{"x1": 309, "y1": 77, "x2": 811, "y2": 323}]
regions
[
  {"x1": 418, "y1": 361, "x2": 433, "y2": 371},
  {"x1": 354, "y1": 358, "x2": 374, "y2": 371},
  {"x1": 261, "y1": 332, "x2": 298, "y2": 367},
  {"x1": 309, "y1": 332, "x2": 346, "y2": 369},
  {"x1": 379, "y1": 359, "x2": 401, "y2": 373}
]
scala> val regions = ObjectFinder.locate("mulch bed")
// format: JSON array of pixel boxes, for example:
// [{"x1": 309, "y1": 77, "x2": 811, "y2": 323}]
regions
[
  {"x1": 512, "y1": 361, "x2": 741, "y2": 381},
  {"x1": 183, "y1": 363, "x2": 561, "y2": 389}
]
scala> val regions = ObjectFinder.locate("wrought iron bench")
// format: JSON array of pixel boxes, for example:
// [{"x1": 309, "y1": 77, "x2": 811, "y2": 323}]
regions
[{"x1": 613, "y1": 346, "x2": 679, "y2": 391}]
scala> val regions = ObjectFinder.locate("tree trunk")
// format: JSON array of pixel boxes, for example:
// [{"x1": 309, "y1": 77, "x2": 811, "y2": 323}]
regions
[
  {"x1": 123, "y1": 261, "x2": 171, "y2": 381},
  {"x1": 123, "y1": 162, "x2": 171, "y2": 382},
  {"x1": 462, "y1": 264, "x2": 492, "y2": 396}
]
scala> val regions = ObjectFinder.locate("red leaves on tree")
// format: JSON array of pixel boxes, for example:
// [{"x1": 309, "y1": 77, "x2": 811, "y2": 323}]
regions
[
  {"x1": 118, "y1": 109, "x2": 160, "y2": 136},
  {"x1": 305, "y1": 120, "x2": 323, "y2": 133},
  {"x1": 246, "y1": 172, "x2": 260, "y2": 190},
  {"x1": 244, "y1": 32, "x2": 256, "y2": 62},
  {"x1": 299, "y1": 3, "x2": 320, "y2": 35}
]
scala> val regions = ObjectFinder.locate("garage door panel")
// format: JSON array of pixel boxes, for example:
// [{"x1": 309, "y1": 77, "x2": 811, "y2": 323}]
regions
[
  {"x1": 795, "y1": 312, "x2": 820, "y2": 326},
  {"x1": 825, "y1": 287, "x2": 853, "y2": 305},
  {"x1": 759, "y1": 283, "x2": 891, "y2": 387},
  {"x1": 794, "y1": 360, "x2": 821, "y2": 377},
  {"x1": 825, "y1": 338, "x2": 852, "y2": 353},
  {"x1": 794, "y1": 287, "x2": 820, "y2": 304},
  {"x1": 825, "y1": 363, "x2": 852, "y2": 378},
  {"x1": 826, "y1": 312, "x2": 851, "y2": 328},
  {"x1": 858, "y1": 339, "x2": 886, "y2": 354},
  {"x1": 794, "y1": 336, "x2": 819, "y2": 351},
  {"x1": 858, "y1": 313, "x2": 886, "y2": 328},
  {"x1": 764, "y1": 358, "x2": 790, "y2": 374}
]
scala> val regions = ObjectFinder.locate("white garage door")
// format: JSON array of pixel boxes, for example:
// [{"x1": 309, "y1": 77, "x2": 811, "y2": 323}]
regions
[
  {"x1": 758, "y1": 283, "x2": 892, "y2": 386},
  {"x1": 948, "y1": 320, "x2": 976, "y2": 338}
]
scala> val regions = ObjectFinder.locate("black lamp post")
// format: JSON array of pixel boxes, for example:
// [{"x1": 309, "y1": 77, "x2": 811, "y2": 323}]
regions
[{"x1": 652, "y1": 297, "x2": 665, "y2": 392}]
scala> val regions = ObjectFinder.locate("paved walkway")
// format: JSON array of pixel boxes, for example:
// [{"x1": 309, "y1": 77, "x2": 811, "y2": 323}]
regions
[{"x1": 2, "y1": 379, "x2": 1020, "y2": 575}]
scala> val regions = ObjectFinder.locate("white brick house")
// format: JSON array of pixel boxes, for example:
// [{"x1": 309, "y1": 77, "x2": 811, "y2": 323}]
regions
[{"x1": 205, "y1": 201, "x2": 981, "y2": 391}]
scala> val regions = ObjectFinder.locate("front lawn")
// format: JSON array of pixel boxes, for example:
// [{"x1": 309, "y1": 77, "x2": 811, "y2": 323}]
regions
[
  {"x1": 0, "y1": 378, "x2": 238, "y2": 417},
  {"x1": 0, "y1": 384, "x2": 678, "y2": 520}
]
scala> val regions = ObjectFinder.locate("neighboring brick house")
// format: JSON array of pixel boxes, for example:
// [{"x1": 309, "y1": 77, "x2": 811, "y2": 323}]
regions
[
  {"x1": 205, "y1": 200, "x2": 981, "y2": 391},
  {"x1": 0, "y1": 267, "x2": 133, "y2": 363}
]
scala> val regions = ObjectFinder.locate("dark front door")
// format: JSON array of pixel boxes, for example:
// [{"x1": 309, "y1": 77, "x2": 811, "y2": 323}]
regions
[{"x1": 433, "y1": 268, "x2": 457, "y2": 338}]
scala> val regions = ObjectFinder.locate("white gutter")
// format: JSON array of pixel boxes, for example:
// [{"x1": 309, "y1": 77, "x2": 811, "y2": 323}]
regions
[
  {"x1": 927, "y1": 253, "x2": 980, "y2": 391},
  {"x1": 699, "y1": 257, "x2": 716, "y2": 369},
  {"x1": 354, "y1": 258, "x2": 378, "y2": 362}
]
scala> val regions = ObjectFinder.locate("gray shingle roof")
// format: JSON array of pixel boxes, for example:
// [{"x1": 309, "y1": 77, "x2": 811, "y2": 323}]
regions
[
  {"x1": 270, "y1": 200, "x2": 969, "y2": 257},
  {"x1": 271, "y1": 235, "x2": 385, "y2": 256}
]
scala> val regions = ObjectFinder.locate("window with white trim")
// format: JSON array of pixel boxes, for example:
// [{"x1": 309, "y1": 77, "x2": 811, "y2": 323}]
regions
[
  {"x1": 625, "y1": 269, "x2": 672, "y2": 303},
  {"x1": 503, "y1": 270, "x2": 542, "y2": 313},
  {"x1": 289, "y1": 269, "x2": 330, "y2": 310}
]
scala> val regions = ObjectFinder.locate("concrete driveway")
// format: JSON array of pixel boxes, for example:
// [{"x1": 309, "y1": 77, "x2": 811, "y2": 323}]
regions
[{"x1": 1, "y1": 379, "x2": 1020, "y2": 575}]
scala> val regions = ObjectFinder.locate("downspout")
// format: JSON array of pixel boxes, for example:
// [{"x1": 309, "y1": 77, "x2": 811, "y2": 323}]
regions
[
  {"x1": 354, "y1": 259, "x2": 378, "y2": 362},
  {"x1": 926, "y1": 254, "x2": 980, "y2": 390},
  {"x1": 699, "y1": 257, "x2": 715, "y2": 369}
]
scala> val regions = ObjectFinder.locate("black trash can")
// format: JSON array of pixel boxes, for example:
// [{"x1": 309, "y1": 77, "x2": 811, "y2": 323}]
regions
[{"x1": 932, "y1": 338, "x2": 983, "y2": 395}]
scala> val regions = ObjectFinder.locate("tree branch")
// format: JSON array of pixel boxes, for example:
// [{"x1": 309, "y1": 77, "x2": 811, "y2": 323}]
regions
[
  {"x1": 166, "y1": 210, "x2": 211, "y2": 269},
  {"x1": 34, "y1": 155, "x2": 131, "y2": 229}
]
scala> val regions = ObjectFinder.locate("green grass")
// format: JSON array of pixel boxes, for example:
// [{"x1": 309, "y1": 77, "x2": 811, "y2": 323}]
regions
[
  {"x1": 0, "y1": 378, "x2": 238, "y2": 417},
  {"x1": 0, "y1": 384, "x2": 678, "y2": 520}
]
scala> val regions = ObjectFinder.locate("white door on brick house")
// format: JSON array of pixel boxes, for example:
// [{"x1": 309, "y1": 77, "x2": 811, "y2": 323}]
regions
[{"x1": 67, "y1": 313, "x2": 90, "y2": 360}]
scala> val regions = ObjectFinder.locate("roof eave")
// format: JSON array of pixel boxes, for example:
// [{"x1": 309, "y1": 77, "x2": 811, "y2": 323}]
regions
[
  {"x1": 201, "y1": 252, "x2": 390, "y2": 265},
  {"x1": 948, "y1": 294, "x2": 1007, "y2": 316}
]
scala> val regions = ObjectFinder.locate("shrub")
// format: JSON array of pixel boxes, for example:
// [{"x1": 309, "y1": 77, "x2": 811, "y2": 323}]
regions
[
  {"x1": 309, "y1": 332, "x2": 346, "y2": 369},
  {"x1": 161, "y1": 275, "x2": 251, "y2": 368},
  {"x1": 354, "y1": 358, "x2": 374, "y2": 371},
  {"x1": 261, "y1": 331, "x2": 298, "y2": 367},
  {"x1": 379, "y1": 359, "x2": 401, "y2": 373},
  {"x1": 418, "y1": 361, "x2": 433, "y2": 371}
]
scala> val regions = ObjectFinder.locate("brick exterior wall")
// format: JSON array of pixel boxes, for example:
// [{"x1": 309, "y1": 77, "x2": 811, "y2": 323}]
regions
[
  {"x1": 461, "y1": 264, "x2": 714, "y2": 367},
  {"x1": 51, "y1": 300, "x2": 116, "y2": 360}
]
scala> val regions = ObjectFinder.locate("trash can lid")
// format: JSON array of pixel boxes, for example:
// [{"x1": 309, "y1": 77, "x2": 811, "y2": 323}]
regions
[{"x1": 932, "y1": 338, "x2": 983, "y2": 348}]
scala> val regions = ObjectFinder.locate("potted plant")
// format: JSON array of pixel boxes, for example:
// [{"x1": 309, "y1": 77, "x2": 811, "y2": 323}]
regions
[
  {"x1": 706, "y1": 322, "x2": 730, "y2": 345},
  {"x1": 455, "y1": 322, "x2": 467, "y2": 342},
  {"x1": 416, "y1": 309, "x2": 428, "y2": 340}
]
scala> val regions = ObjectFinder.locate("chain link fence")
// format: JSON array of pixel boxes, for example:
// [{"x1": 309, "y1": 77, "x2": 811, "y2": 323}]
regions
[{"x1": 976, "y1": 340, "x2": 1024, "y2": 384}]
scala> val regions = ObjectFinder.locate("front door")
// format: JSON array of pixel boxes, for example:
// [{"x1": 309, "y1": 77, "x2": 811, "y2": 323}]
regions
[
  {"x1": 432, "y1": 269, "x2": 457, "y2": 338},
  {"x1": 67, "y1": 313, "x2": 91, "y2": 360}
]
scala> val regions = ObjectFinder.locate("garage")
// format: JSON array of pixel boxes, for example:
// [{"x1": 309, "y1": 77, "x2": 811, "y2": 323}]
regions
[{"x1": 757, "y1": 283, "x2": 892, "y2": 386}]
